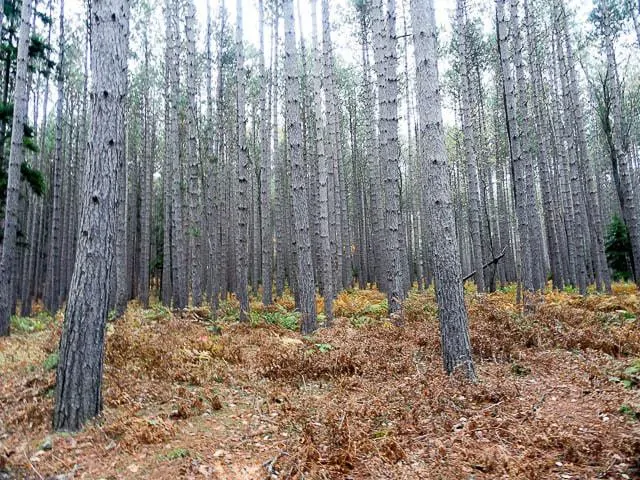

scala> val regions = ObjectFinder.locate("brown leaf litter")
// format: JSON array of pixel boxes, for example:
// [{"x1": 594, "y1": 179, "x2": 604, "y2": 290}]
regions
[{"x1": 0, "y1": 286, "x2": 639, "y2": 479}]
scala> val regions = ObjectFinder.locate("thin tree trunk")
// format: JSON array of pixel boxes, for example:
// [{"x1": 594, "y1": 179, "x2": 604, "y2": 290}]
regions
[
  {"x1": 313, "y1": 0, "x2": 333, "y2": 323},
  {"x1": 259, "y1": 0, "x2": 273, "y2": 306},
  {"x1": 44, "y1": 0, "x2": 65, "y2": 313},
  {"x1": 456, "y1": 0, "x2": 485, "y2": 293},
  {"x1": 236, "y1": 0, "x2": 250, "y2": 321},
  {"x1": 0, "y1": 0, "x2": 32, "y2": 335},
  {"x1": 183, "y1": 0, "x2": 203, "y2": 306},
  {"x1": 496, "y1": 0, "x2": 533, "y2": 296},
  {"x1": 167, "y1": 0, "x2": 187, "y2": 308},
  {"x1": 138, "y1": 21, "x2": 152, "y2": 307}
]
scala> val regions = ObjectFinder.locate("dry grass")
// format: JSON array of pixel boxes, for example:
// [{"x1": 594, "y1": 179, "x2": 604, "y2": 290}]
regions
[{"x1": 1, "y1": 285, "x2": 639, "y2": 479}]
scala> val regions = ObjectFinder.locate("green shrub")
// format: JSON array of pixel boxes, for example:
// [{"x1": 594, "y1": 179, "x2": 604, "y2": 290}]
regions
[
  {"x1": 10, "y1": 311, "x2": 53, "y2": 333},
  {"x1": 351, "y1": 316, "x2": 374, "y2": 328},
  {"x1": 259, "y1": 309, "x2": 300, "y2": 331},
  {"x1": 161, "y1": 447, "x2": 190, "y2": 460},
  {"x1": 143, "y1": 304, "x2": 171, "y2": 322},
  {"x1": 314, "y1": 343, "x2": 333, "y2": 353},
  {"x1": 619, "y1": 404, "x2": 639, "y2": 421},
  {"x1": 43, "y1": 351, "x2": 59, "y2": 371},
  {"x1": 363, "y1": 299, "x2": 388, "y2": 319},
  {"x1": 609, "y1": 359, "x2": 640, "y2": 389},
  {"x1": 605, "y1": 215, "x2": 633, "y2": 281}
]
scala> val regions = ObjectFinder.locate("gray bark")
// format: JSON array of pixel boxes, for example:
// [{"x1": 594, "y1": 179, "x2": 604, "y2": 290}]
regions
[
  {"x1": 411, "y1": 0, "x2": 475, "y2": 380},
  {"x1": 524, "y1": 0, "x2": 563, "y2": 290},
  {"x1": 496, "y1": 0, "x2": 533, "y2": 295},
  {"x1": 54, "y1": 0, "x2": 129, "y2": 430},
  {"x1": 598, "y1": 1, "x2": 640, "y2": 283},
  {"x1": 313, "y1": 0, "x2": 333, "y2": 323},
  {"x1": 373, "y1": 0, "x2": 404, "y2": 313},
  {"x1": 511, "y1": 0, "x2": 544, "y2": 292},
  {"x1": 456, "y1": 0, "x2": 485, "y2": 293},
  {"x1": 138, "y1": 23, "x2": 152, "y2": 308},
  {"x1": 559, "y1": 3, "x2": 611, "y2": 292},
  {"x1": 236, "y1": 0, "x2": 250, "y2": 321},
  {"x1": 259, "y1": 0, "x2": 273, "y2": 306},
  {"x1": 113, "y1": 113, "x2": 129, "y2": 314},
  {"x1": 45, "y1": 0, "x2": 65, "y2": 313},
  {"x1": 356, "y1": 4, "x2": 384, "y2": 287},
  {"x1": 284, "y1": 0, "x2": 317, "y2": 334},
  {"x1": 0, "y1": 0, "x2": 32, "y2": 335},
  {"x1": 555, "y1": 20, "x2": 588, "y2": 294},
  {"x1": 185, "y1": 0, "x2": 203, "y2": 306},
  {"x1": 322, "y1": 0, "x2": 342, "y2": 293},
  {"x1": 167, "y1": 0, "x2": 187, "y2": 308}
]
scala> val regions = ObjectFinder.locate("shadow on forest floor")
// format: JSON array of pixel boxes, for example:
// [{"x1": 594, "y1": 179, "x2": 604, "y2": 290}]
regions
[{"x1": 1, "y1": 283, "x2": 640, "y2": 479}]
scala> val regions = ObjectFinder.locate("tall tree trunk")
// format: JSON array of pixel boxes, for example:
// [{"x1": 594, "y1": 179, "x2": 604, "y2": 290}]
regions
[
  {"x1": 456, "y1": 0, "x2": 485, "y2": 293},
  {"x1": 45, "y1": 0, "x2": 65, "y2": 313},
  {"x1": 21, "y1": 22, "x2": 49, "y2": 316},
  {"x1": 558, "y1": 2, "x2": 611, "y2": 292},
  {"x1": 314, "y1": 0, "x2": 333, "y2": 323},
  {"x1": 598, "y1": 1, "x2": 640, "y2": 283},
  {"x1": 138, "y1": 22, "x2": 152, "y2": 308},
  {"x1": 555, "y1": 18, "x2": 588, "y2": 294},
  {"x1": 236, "y1": 0, "x2": 250, "y2": 321},
  {"x1": 525, "y1": 0, "x2": 563, "y2": 290},
  {"x1": 411, "y1": 0, "x2": 475, "y2": 380},
  {"x1": 259, "y1": 0, "x2": 273, "y2": 306},
  {"x1": 284, "y1": 0, "x2": 317, "y2": 334},
  {"x1": 0, "y1": 0, "x2": 31, "y2": 335},
  {"x1": 185, "y1": 0, "x2": 203, "y2": 306},
  {"x1": 54, "y1": 0, "x2": 129, "y2": 429},
  {"x1": 167, "y1": 0, "x2": 187, "y2": 308},
  {"x1": 373, "y1": 0, "x2": 404, "y2": 313},
  {"x1": 496, "y1": 0, "x2": 533, "y2": 297},
  {"x1": 356, "y1": 4, "x2": 384, "y2": 288}
]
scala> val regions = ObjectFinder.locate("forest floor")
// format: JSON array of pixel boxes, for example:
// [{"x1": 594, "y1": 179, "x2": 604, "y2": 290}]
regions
[{"x1": 1, "y1": 284, "x2": 640, "y2": 479}]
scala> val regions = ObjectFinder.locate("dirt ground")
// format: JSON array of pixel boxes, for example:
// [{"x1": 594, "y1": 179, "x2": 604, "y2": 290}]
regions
[{"x1": 1, "y1": 285, "x2": 639, "y2": 479}]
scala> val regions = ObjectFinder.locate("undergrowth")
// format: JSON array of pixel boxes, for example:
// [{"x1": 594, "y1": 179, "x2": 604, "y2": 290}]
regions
[
  {"x1": 10, "y1": 311, "x2": 53, "y2": 333},
  {"x1": 1, "y1": 284, "x2": 639, "y2": 479}
]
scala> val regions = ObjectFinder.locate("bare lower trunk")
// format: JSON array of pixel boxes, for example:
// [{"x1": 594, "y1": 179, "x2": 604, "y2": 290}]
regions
[
  {"x1": 185, "y1": 0, "x2": 203, "y2": 306},
  {"x1": 411, "y1": 0, "x2": 475, "y2": 380},
  {"x1": 54, "y1": 0, "x2": 129, "y2": 430},
  {"x1": 259, "y1": 0, "x2": 273, "y2": 306},
  {"x1": 373, "y1": 0, "x2": 404, "y2": 313},
  {"x1": 285, "y1": 0, "x2": 317, "y2": 334},
  {"x1": 236, "y1": 0, "x2": 250, "y2": 321},
  {"x1": 313, "y1": 0, "x2": 333, "y2": 322},
  {"x1": 456, "y1": 0, "x2": 485, "y2": 293},
  {"x1": 0, "y1": 0, "x2": 32, "y2": 335},
  {"x1": 138, "y1": 25, "x2": 152, "y2": 307}
]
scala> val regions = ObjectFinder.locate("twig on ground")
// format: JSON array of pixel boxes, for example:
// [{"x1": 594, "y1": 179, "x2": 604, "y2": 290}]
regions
[
  {"x1": 262, "y1": 451, "x2": 289, "y2": 477},
  {"x1": 24, "y1": 451, "x2": 43, "y2": 480}
]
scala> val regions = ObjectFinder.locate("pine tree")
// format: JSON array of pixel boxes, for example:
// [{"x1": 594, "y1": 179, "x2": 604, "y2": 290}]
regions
[
  {"x1": 284, "y1": 0, "x2": 317, "y2": 334},
  {"x1": 54, "y1": 0, "x2": 130, "y2": 430},
  {"x1": 411, "y1": 0, "x2": 475, "y2": 380},
  {"x1": 0, "y1": 0, "x2": 32, "y2": 336}
]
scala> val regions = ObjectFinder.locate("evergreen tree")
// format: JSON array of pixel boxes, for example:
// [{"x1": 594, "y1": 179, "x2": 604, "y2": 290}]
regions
[{"x1": 606, "y1": 215, "x2": 633, "y2": 281}]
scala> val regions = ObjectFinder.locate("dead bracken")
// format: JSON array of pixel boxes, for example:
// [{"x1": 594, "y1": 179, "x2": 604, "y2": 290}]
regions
[{"x1": 1, "y1": 286, "x2": 639, "y2": 479}]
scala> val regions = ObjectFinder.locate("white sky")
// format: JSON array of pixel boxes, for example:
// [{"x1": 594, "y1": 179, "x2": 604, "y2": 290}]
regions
[{"x1": 191, "y1": 0, "x2": 453, "y2": 65}]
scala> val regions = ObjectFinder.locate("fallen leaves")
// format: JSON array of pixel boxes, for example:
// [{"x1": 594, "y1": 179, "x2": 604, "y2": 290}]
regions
[{"x1": 0, "y1": 285, "x2": 639, "y2": 478}]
